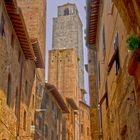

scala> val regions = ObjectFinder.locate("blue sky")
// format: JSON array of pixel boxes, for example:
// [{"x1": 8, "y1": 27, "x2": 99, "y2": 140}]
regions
[{"x1": 45, "y1": 0, "x2": 89, "y2": 104}]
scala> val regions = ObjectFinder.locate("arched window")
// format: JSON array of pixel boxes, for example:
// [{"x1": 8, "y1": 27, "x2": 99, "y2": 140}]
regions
[
  {"x1": 64, "y1": 8, "x2": 69, "y2": 16},
  {"x1": 7, "y1": 74, "x2": 11, "y2": 106}
]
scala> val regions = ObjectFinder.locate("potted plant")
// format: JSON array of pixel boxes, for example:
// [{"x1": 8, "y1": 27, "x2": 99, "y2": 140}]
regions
[
  {"x1": 127, "y1": 34, "x2": 140, "y2": 51},
  {"x1": 127, "y1": 34, "x2": 140, "y2": 76}
]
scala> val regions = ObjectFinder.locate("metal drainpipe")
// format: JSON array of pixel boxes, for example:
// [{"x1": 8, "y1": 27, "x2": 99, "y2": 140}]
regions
[
  {"x1": 94, "y1": 49, "x2": 103, "y2": 139},
  {"x1": 17, "y1": 56, "x2": 24, "y2": 140},
  {"x1": 74, "y1": 112, "x2": 75, "y2": 140}
]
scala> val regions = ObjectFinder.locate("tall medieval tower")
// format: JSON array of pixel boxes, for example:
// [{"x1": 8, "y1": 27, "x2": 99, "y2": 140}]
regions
[
  {"x1": 48, "y1": 48, "x2": 79, "y2": 104},
  {"x1": 48, "y1": 3, "x2": 85, "y2": 140},
  {"x1": 52, "y1": 3, "x2": 84, "y2": 89}
]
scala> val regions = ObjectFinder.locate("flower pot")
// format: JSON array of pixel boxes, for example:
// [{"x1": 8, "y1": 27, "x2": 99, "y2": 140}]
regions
[
  {"x1": 128, "y1": 48, "x2": 140, "y2": 76},
  {"x1": 128, "y1": 57, "x2": 138, "y2": 76}
]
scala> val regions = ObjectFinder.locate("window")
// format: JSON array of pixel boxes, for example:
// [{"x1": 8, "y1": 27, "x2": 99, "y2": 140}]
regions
[
  {"x1": 52, "y1": 101, "x2": 54, "y2": 111},
  {"x1": 11, "y1": 33, "x2": 14, "y2": 48},
  {"x1": 7, "y1": 74, "x2": 11, "y2": 106},
  {"x1": 32, "y1": 95, "x2": 34, "y2": 109},
  {"x1": 18, "y1": 51, "x2": 21, "y2": 63},
  {"x1": 45, "y1": 124, "x2": 48, "y2": 138},
  {"x1": 51, "y1": 130, "x2": 54, "y2": 140},
  {"x1": 45, "y1": 91, "x2": 49, "y2": 104},
  {"x1": 37, "y1": 82, "x2": 42, "y2": 96},
  {"x1": 108, "y1": 32, "x2": 120, "y2": 75},
  {"x1": 99, "y1": 81, "x2": 109, "y2": 110},
  {"x1": 87, "y1": 127, "x2": 89, "y2": 136},
  {"x1": 114, "y1": 33, "x2": 120, "y2": 75},
  {"x1": 0, "y1": 14, "x2": 5, "y2": 36},
  {"x1": 23, "y1": 110, "x2": 26, "y2": 131},
  {"x1": 102, "y1": 26, "x2": 106, "y2": 59},
  {"x1": 14, "y1": 88, "x2": 18, "y2": 117},
  {"x1": 39, "y1": 117, "x2": 42, "y2": 130},
  {"x1": 81, "y1": 124, "x2": 84, "y2": 133},
  {"x1": 98, "y1": 63, "x2": 101, "y2": 87},
  {"x1": 105, "y1": 82, "x2": 109, "y2": 109},
  {"x1": 64, "y1": 8, "x2": 69, "y2": 16}
]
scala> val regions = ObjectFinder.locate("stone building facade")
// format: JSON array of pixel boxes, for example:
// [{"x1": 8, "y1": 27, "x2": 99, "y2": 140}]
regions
[
  {"x1": 79, "y1": 90, "x2": 91, "y2": 140},
  {"x1": 0, "y1": 0, "x2": 46, "y2": 139},
  {"x1": 79, "y1": 101, "x2": 91, "y2": 140},
  {"x1": 34, "y1": 83, "x2": 69, "y2": 140},
  {"x1": 86, "y1": 0, "x2": 140, "y2": 140},
  {"x1": 52, "y1": 3, "x2": 84, "y2": 89}
]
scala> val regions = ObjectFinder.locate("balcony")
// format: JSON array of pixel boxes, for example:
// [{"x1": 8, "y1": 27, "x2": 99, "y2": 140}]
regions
[{"x1": 4, "y1": 0, "x2": 35, "y2": 60}]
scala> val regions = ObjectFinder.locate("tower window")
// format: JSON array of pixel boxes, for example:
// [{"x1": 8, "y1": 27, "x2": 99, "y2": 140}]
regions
[
  {"x1": 7, "y1": 74, "x2": 11, "y2": 106},
  {"x1": 64, "y1": 8, "x2": 69, "y2": 16}
]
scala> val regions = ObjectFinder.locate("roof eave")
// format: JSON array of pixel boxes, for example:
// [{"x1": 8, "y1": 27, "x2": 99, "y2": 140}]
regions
[
  {"x1": 4, "y1": 0, "x2": 35, "y2": 60},
  {"x1": 86, "y1": 0, "x2": 100, "y2": 46}
]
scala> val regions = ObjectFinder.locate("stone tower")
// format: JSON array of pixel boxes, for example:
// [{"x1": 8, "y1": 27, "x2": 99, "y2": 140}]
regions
[
  {"x1": 48, "y1": 48, "x2": 79, "y2": 104},
  {"x1": 52, "y1": 3, "x2": 84, "y2": 89}
]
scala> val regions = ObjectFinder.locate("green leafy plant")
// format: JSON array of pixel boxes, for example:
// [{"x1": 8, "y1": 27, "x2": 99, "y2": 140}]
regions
[{"x1": 127, "y1": 34, "x2": 140, "y2": 51}]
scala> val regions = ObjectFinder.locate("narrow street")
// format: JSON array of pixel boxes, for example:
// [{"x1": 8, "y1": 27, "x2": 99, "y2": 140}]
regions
[{"x1": 0, "y1": 0, "x2": 140, "y2": 140}]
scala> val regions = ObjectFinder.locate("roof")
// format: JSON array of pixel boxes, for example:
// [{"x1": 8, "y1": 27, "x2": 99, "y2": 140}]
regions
[
  {"x1": 4, "y1": 0, "x2": 35, "y2": 60},
  {"x1": 46, "y1": 83, "x2": 69, "y2": 113},
  {"x1": 66, "y1": 98, "x2": 79, "y2": 110},
  {"x1": 79, "y1": 100, "x2": 90, "y2": 108},
  {"x1": 31, "y1": 39, "x2": 45, "y2": 68},
  {"x1": 86, "y1": 0, "x2": 100, "y2": 45}
]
